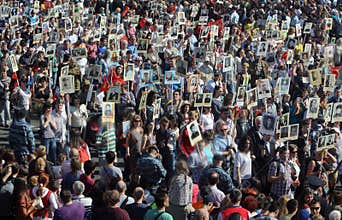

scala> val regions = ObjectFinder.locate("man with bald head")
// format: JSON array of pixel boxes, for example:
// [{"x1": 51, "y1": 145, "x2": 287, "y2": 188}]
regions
[
  {"x1": 125, "y1": 187, "x2": 150, "y2": 220},
  {"x1": 116, "y1": 180, "x2": 134, "y2": 208}
]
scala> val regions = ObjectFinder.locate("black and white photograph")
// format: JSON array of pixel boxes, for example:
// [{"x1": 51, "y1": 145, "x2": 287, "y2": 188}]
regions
[
  {"x1": 256, "y1": 41, "x2": 268, "y2": 57},
  {"x1": 306, "y1": 97, "x2": 320, "y2": 119},
  {"x1": 303, "y1": 22, "x2": 312, "y2": 34},
  {"x1": 223, "y1": 55, "x2": 233, "y2": 72},
  {"x1": 198, "y1": 16, "x2": 208, "y2": 25},
  {"x1": 187, "y1": 121, "x2": 202, "y2": 146},
  {"x1": 287, "y1": 38, "x2": 297, "y2": 50},
  {"x1": 324, "y1": 103, "x2": 333, "y2": 123},
  {"x1": 7, "y1": 54, "x2": 18, "y2": 72},
  {"x1": 304, "y1": 43, "x2": 312, "y2": 55},
  {"x1": 59, "y1": 75, "x2": 75, "y2": 94},
  {"x1": 323, "y1": 74, "x2": 335, "y2": 92},
  {"x1": 138, "y1": 92, "x2": 148, "y2": 110},
  {"x1": 325, "y1": 18, "x2": 333, "y2": 30},
  {"x1": 164, "y1": 70, "x2": 180, "y2": 85},
  {"x1": 332, "y1": 102, "x2": 342, "y2": 123},
  {"x1": 102, "y1": 102, "x2": 115, "y2": 123},
  {"x1": 286, "y1": 49, "x2": 294, "y2": 65},
  {"x1": 277, "y1": 113, "x2": 289, "y2": 131},
  {"x1": 325, "y1": 134, "x2": 335, "y2": 148},
  {"x1": 236, "y1": 87, "x2": 246, "y2": 103},
  {"x1": 246, "y1": 88, "x2": 257, "y2": 108},
  {"x1": 260, "y1": 113, "x2": 277, "y2": 136},
  {"x1": 61, "y1": 66, "x2": 69, "y2": 76},
  {"x1": 203, "y1": 93, "x2": 212, "y2": 107},
  {"x1": 257, "y1": 79, "x2": 271, "y2": 99},
  {"x1": 137, "y1": 39, "x2": 148, "y2": 54},
  {"x1": 309, "y1": 69, "x2": 322, "y2": 86},
  {"x1": 288, "y1": 124, "x2": 299, "y2": 141},
  {"x1": 295, "y1": 23, "x2": 302, "y2": 37},
  {"x1": 317, "y1": 136, "x2": 326, "y2": 150},
  {"x1": 124, "y1": 63, "x2": 135, "y2": 82},
  {"x1": 106, "y1": 86, "x2": 121, "y2": 103},
  {"x1": 177, "y1": 12, "x2": 186, "y2": 25},
  {"x1": 188, "y1": 75, "x2": 198, "y2": 93},
  {"x1": 194, "y1": 93, "x2": 204, "y2": 107},
  {"x1": 71, "y1": 48, "x2": 87, "y2": 59},
  {"x1": 176, "y1": 59, "x2": 188, "y2": 76},
  {"x1": 46, "y1": 44, "x2": 56, "y2": 58},
  {"x1": 280, "y1": 126, "x2": 289, "y2": 141},
  {"x1": 278, "y1": 77, "x2": 290, "y2": 95},
  {"x1": 139, "y1": 69, "x2": 151, "y2": 84}
]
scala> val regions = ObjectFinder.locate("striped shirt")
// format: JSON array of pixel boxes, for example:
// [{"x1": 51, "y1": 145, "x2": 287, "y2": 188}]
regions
[{"x1": 96, "y1": 128, "x2": 116, "y2": 161}]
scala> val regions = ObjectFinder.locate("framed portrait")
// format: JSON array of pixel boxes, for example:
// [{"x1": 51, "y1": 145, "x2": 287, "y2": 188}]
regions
[
  {"x1": 323, "y1": 74, "x2": 336, "y2": 92},
  {"x1": 48, "y1": 31, "x2": 59, "y2": 43},
  {"x1": 287, "y1": 38, "x2": 297, "y2": 50},
  {"x1": 323, "y1": 103, "x2": 333, "y2": 123},
  {"x1": 309, "y1": 69, "x2": 322, "y2": 86},
  {"x1": 203, "y1": 93, "x2": 213, "y2": 107},
  {"x1": 324, "y1": 45, "x2": 334, "y2": 58},
  {"x1": 137, "y1": 39, "x2": 148, "y2": 54},
  {"x1": 278, "y1": 77, "x2": 290, "y2": 95},
  {"x1": 236, "y1": 86, "x2": 246, "y2": 103},
  {"x1": 187, "y1": 75, "x2": 198, "y2": 93},
  {"x1": 65, "y1": 18, "x2": 72, "y2": 32},
  {"x1": 304, "y1": 43, "x2": 312, "y2": 55},
  {"x1": 107, "y1": 34, "x2": 117, "y2": 49},
  {"x1": 124, "y1": 63, "x2": 135, "y2": 82},
  {"x1": 45, "y1": 44, "x2": 56, "y2": 58},
  {"x1": 71, "y1": 48, "x2": 87, "y2": 59},
  {"x1": 246, "y1": 88, "x2": 257, "y2": 109},
  {"x1": 277, "y1": 113, "x2": 290, "y2": 131},
  {"x1": 7, "y1": 54, "x2": 18, "y2": 72},
  {"x1": 59, "y1": 75, "x2": 75, "y2": 94},
  {"x1": 210, "y1": 25, "x2": 219, "y2": 37},
  {"x1": 325, "y1": 134, "x2": 335, "y2": 149},
  {"x1": 122, "y1": 120, "x2": 131, "y2": 138},
  {"x1": 281, "y1": 20, "x2": 289, "y2": 31},
  {"x1": 60, "y1": 65, "x2": 69, "y2": 76},
  {"x1": 164, "y1": 70, "x2": 181, "y2": 85},
  {"x1": 306, "y1": 97, "x2": 320, "y2": 119},
  {"x1": 223, "y1": 55, "x2": 234, "y2": 72},
  {"x1": 139, "y1": 69, "x2": 151, "y2": 84},
  {"x1": 34, "y1": 0, "x2": 40, "y2": 13},
  {"x1": 303, "y1": 22, "x2": 312, "y2": 34},
  {"x1": 286, "y1": 50, "x2": 294, "y2": 65},
  {"x1": 280, "y1": 126, "x2": 289, "y2": 141},
  {"x1": 176, "y1": 59, "x2": 188, "y2": 76},
  {"x1": 198, "y1": 16, "x2": 208, "y2": 26},
  {"x1": 223, "y1": 27, "x2": 230, "y2": 40},
  {"x1": 87, "y1": 64, "x2": 102, "y2": 80},
  {"x1": 295, "y1": 23, "x2": 302, "y2": 37},
  {"x1": 33, "y1": 33, "x2": 43, "y2": 44},
  {"x1": 332, "y1": 102, "x2": 342, "y2": 123},
  {"x1": 153, "y1": 98, "x2": 162, "y2": 120},
  {"x1": 256, "y1": 79, "x2": 271, "y2": 100},
  {"x1": 325, "y1": 18, "x2": 333, "y2": 31},
  {"x1": 256, "y1": 41, "x2": 268, "y2": 57},
  {"x1": 201, "y1": 26, "x2": 209, "y2": 39},
  {"x1": 317, "y1": 135, "x2": 326, "y2": 151},
  {"x1": 194, "y1": 93, "x2": 204, "y2": 107},
  {"x1": 150, "y1": 69, "x2": 160, "y2": 82},
  {"x1": 138, "y1": 92, "x2": 148, "y2": 110},
  {"x1": 102, "y1": 102, "x2": 115, "y2": 123},
  {"x1": 187, "y1": 121, "x2": 203, "y2": 146},
  {"x1": 106, "y1": 86, "x2": 121, "y2": 103},
  {"x1": 260, "y1": 113, "x2": 277, "y2": 136},
  {"x1": 288, "y1": 124, "x2": 299, "y2": 141},
  {"x1": 177, "y1": 12, "x2": 186, "y2": 25}
]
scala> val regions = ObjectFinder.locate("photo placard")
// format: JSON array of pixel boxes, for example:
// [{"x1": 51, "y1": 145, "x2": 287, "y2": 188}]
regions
[
  {"x1": 260, "y1": 113, "x2": 277, "y2": 136},
  {"x1": 187, "y1": 121, "x2": 203, "y2": 146},
  {"x1": 59, "y1": 75, "x2": 75, "y2": 94},
  {"x1": 102, "y1": 102, "x2": 115, "y2": 123},
  {"x1": 306, "y1": 97, "x2": 320, "y2": 119}
]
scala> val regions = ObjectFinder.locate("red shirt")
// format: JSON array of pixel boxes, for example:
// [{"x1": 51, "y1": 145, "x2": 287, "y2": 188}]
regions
[
  {"x1": 79, "y1": 173, "x2": 94, "y2": 196},
  {"x1": 220, "y1": 206, "x2": 249, "y2": 220}
]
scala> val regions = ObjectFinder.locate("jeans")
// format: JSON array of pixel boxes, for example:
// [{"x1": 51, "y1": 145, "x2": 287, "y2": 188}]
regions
[
  {"x1": 161, "y1": 149, "x2": 176, "y2": 184},
  {"x1": 0, "y1": 99, "x2": 11, "y2": 125},
  {"x1": 42, "y1": 138, "x2": 57, "y2": 165}
]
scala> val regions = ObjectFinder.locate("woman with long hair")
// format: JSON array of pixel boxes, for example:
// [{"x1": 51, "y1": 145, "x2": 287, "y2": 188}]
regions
[
  {"x1": 12, "y1": 178, "x2": 39, "y2": 220},
  {"x1": 126, "y1": 115, "x2": 144, "y2": 175},
  {"x1": 168, "y1": 160, "x2": 193, "y2": 220},
  {"x1": 233, "y1": 137, "x2": 253, "y2": 188}
]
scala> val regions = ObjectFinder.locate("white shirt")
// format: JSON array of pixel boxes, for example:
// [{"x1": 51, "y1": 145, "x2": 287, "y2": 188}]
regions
[
  {"x1": 200, "y1": 113, "x2": 214, "y2": 131},
  {"x1": 233, "y1": 151, "x2": 252, "y2": 181}
]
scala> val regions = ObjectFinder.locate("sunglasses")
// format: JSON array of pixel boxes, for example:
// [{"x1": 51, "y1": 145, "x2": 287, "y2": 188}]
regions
[
  {"x1": 134, "y1": 120, "x2": 141, "y2": 122},
  {"x1": 311, "y1": 207, "x2": 320, "y2": 211},
  {"x1": 221, "y1": 128, "x2": 228, "y2": 132}
]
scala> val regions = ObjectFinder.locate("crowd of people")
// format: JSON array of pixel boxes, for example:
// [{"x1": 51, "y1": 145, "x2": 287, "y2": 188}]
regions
[{"x1": 0, "y1": 0, "x2": 342, "y2": 219}]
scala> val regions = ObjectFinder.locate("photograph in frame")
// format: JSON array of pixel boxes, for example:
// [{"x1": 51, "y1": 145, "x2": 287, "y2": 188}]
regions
[
  {"x1": 236, "y1": 87, "x2": 246, "y2": 103},
  {"x1": 325, "y1": 134, "x2": 335, "y2": 148},
  {"x1": 164, "y1": 70, "x2": 181, "y2": 85},
  {"x1": 317, "y1": 136, "x2": 326, "y2": 151},
  {"x1": 137, "y1": 39, "x2": 148, "y2": 54},
  {"x1": 332, "y1": 102, "x2": 342, "y2": 123},
  {"x1": 323, "y1": 74, "x2": 336, "y2": 92},
  {"x1": 187, "y1": 121, "x2": 203, "y2": 146},
  {"x1": 257, "y1": 79, "x2": 271, "y2": 100},
  {"x1": 7, "y1": 54, "x2": 18, "y2": 72},
  {"x1": 187, "y1": 75, "x2": 198, "y2": 93},
  {"x1": 288, "y1": 124, "x2": 299, "y2": 141},
  {"x1": 323, "y1": 103, "x2": 333, "y2": 123},
  {"x1": 309, "y1": 69, "x2": 322, "y2": 86},
  {"x1": 61, "y1": 65, "x2": 69, "y2": 76},
  {"x1": 246, "y1": 88, "x2": 257, "y2": 109},
  {"x1": 203, "y1": 93, "x2": 213, "y2": 107},
  {"x1": 306, "y1": 97, "x2": 320, "y2": 119},
  {"x1": 260, "y1": 113, "x2": 277, "y2": 136},
  {"x1": 59, "y1": 75, "x2": 75, "y2": 94},
  {"x1": 280, "y1": 126, "x2": 289, "y2": 141},
  {"x1": 122, "y1": 120, "x2": 131, "y2": 138},
  {"x1": 278, "y1": 77, "x2": 290, "y2": 95},
  {"x1": 138, "y1": 92, "x2": 148, "y2": 110},
  {"x1": 106, "y1": 86, "x2": 121, "y2": 103},
  {"x1": 194, "y1": 93, "x2": 204, "y2": 107},
  {"x1": 102, "y1": 102, "x2": 115, "y2": 123},
  {"x1": 140, "y1": 69, "x2": 152, "y2": 84},
  {"x1": 124, "y1": 63, "x2": 135, "y2": 82}
]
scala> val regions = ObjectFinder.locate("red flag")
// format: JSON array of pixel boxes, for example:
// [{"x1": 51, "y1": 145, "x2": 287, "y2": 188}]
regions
[
  {"x1": 281, "y1": 50, "x2": 288, "y2": 60},
  {"x1": 330, "y1": 66, "x2": 341, "y2": 78}
]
